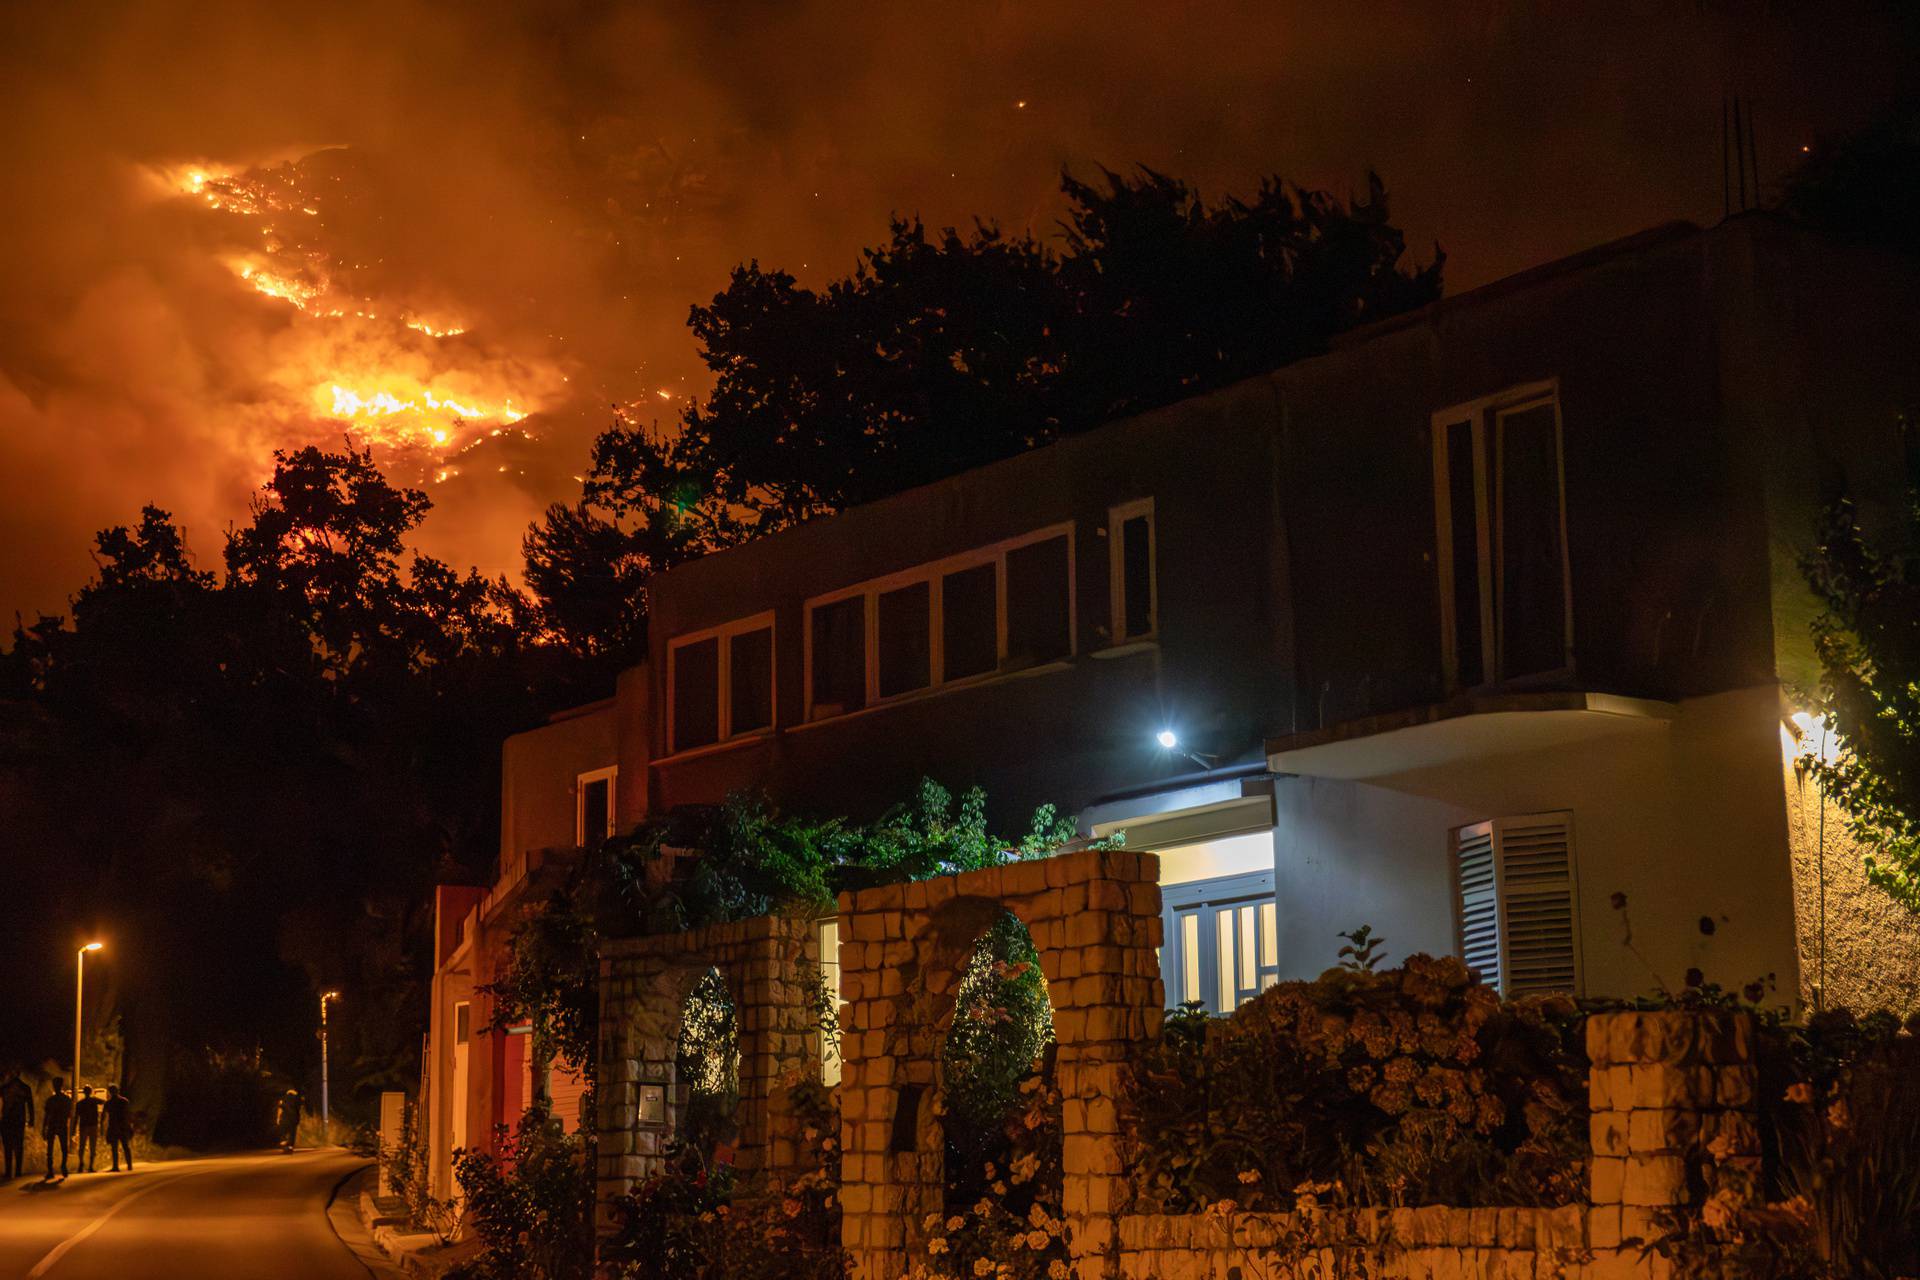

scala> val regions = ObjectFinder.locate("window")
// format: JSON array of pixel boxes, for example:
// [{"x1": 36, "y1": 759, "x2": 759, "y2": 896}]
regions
[
  {"x1": 809, "y1": 596, "x2": 866, "y2": 720},
  {"x1": 667, "y1": 613, "x2": 775, "y2": 753},
  {"x1": 941, "y1": 563, "x2": 997, "y2": 681},
  {"x1": 816, "y1": 918, "x2": 842, "y2": 1086},
  {"x1": 728, "y1": 627, "x2": 773, "y2": 736},
  {"x1": 1108, "y1": 499, "x2": 1156, "y2": 643},
  {"x1": 671, "y1": 638, "x2": 720, "y2": 751},
  {"x1": 877, "y1": 581, "x2": 932, "y2": 698},
  {"x1": 576, "y1": 766, "x2": 616, "y2": 845},
  {"x1": 1451, "y1": 811, "x2": 1582, "y2": 997},
  {"x1": 1005, "y1": 534, "x2": 1071, "y2": 668},
  {"x1": 802, "y1": 524, "x2": 1075, "y2": 721},
  {"x1": 1159, "y1": 871, "x2": 1279, "y2": 1014},
  {"x1": 1431, "y1": 384, "x2": 1572, "y2": 690}
]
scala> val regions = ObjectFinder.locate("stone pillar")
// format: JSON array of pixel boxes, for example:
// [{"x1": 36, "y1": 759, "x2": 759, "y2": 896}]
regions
[
  {"x1": 1048, "y1": 849, "x2": 1162, "y2": 1280},
  {"x1": 730, "y1": 914, "x2": 817, "y2": 1178},
  {"x1": 835, "y1": 882, "x2": 914, "y2": 1280},
  {"x1": 1584, "y1": 1009, "x2": 1757, "y2": 1253}
]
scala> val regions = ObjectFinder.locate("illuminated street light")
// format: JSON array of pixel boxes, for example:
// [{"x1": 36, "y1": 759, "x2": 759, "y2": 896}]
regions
[
  {"x1": 1153, "y1": 728, "x2": 1217, "y2": 771},
  {"x1": 75, "y1": 942, "x2": 104, "y2": 1096},
  {"x1": 320, "y1": 990, "x2": 340, "y2": 1142}
]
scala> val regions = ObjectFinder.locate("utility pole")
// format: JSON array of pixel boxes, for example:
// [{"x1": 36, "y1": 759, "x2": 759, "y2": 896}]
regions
[
  {"x1": 320, "y1": 991, "x2": 339, "y2": 1142},
  {"x1": 75, "y1": 942, "x2": 103, "y2": 1095}
]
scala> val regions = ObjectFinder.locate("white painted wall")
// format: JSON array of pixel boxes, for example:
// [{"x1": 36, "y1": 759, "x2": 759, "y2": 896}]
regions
[{"x1": 1271, "y1": 686, "x2": 1802, "y2": 1008}]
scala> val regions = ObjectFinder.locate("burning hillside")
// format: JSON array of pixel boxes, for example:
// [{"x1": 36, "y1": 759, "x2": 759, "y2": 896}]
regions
[{"x1": 152, "y1": 150, "x2": 559, "y2": 469}]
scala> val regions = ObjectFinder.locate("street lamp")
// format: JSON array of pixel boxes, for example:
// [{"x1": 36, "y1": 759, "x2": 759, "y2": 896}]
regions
[
  {"x1": 75, "y1": 942, "x2": 103, "y2": 1096},
  {"x1": 319, "y1": 990, "x2": 340, "y2": 1142}
]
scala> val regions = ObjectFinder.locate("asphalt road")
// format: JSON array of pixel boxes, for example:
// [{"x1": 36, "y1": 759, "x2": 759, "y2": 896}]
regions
[{"x1": 0, "y1": 1149, "x2": 382, "y2": 1280}]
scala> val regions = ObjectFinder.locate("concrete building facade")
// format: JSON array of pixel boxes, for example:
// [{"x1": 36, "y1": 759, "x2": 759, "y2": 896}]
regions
[{"x1": 424, "y1": 214, "x2": 1920, "y2": 1198}]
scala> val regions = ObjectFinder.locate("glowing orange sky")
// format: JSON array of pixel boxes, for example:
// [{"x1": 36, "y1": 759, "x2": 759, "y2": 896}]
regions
[{"x1": 0, "y1": 0, "x2": 1908, "y2": 620}]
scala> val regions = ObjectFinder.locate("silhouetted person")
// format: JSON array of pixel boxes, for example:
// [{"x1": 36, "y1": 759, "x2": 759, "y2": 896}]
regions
[
  {"x1": 0, "y1": 1068, "x2": 32, "y2": 1179},
  {"x1": 275, "y1": 1088, "x2": 303, "y2": 1152},
  {"x1": 42, "y1": 1081, "x2": 72, "y2": 1180},
  {"x1": 73, "y1": 1085, "x2": 101, "y2": 1172},
  {"x1": 103, "y1": 1085, "x2": 132, "y2": 1171}
]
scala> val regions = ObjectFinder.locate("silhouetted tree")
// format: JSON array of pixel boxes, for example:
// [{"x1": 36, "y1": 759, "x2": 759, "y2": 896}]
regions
[
  {"x1": 1780, "y1": 94, "x2": 1920, "y2": 259},
  {"x1": 0, "y1": 446, "x2": 574, "y2": 1129},
  {"x1": 576, "y1": 167, "x2": 1440, "y2": 548}
]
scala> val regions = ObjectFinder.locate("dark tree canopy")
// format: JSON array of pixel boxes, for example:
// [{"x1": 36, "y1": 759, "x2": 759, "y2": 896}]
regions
[
  {"x1": 1780, "y1": 93, "x2": 1920, "y2": 259},
  {"x1": 0, "y1": 446, "x2": 586, "y2": 1126},
  {"x1": 549, "y1": 168, "x2": 1441, "y2": 619}
]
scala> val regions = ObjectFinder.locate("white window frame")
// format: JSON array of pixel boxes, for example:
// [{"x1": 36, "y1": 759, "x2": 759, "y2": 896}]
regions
[
  {"x1": 801, "y1": 522, "x2": 1076, "y2": 723},
  {"x1": 575, "y1": 766, "x2": 617, "y2": 845},
  {"x1": 1106, "y1": 497, "x2": 1157, "y2": 644},
  {"x1": 1430, "y1": 380, "x2": 1574, "y2": 692},
  {"x1": 665, "y1": 611, "x2": 777, "y2": 756}
]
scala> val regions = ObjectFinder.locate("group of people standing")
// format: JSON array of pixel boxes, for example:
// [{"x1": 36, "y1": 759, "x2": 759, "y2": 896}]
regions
[{"x1": 0, "y1": 1070, "x2": 134, "y2": 1181}]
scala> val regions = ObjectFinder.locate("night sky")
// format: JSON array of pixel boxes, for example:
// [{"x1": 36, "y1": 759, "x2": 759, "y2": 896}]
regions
[{"x1": 0, "y1": 0, "x2": 1908, "y2": 622}]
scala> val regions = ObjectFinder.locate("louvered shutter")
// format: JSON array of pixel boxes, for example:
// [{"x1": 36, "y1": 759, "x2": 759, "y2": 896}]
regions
[
  {"x1": 1453, "y1": 822, "x2": 1502, "y2": 990},
  {"x1": 1452, "y1": 812, "x2": 1582, "y2": 998}
]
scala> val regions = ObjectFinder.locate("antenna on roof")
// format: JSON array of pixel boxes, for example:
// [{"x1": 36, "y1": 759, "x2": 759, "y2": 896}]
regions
[
  {"x1": 1722, "y1": 93, "x2": 1765, "y2": 216},
  {"x1": 1733, "y1": 97, "x2": 1748, "y2": 211},
  {"x1": 1728, "y1": 98, "x2": 1743, "y2": 218}
]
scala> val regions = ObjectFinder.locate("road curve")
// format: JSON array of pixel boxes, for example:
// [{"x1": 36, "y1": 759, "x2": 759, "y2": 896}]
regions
[{"x1": 0, "y1": 1149, "x2": 375, "y2": 1280}]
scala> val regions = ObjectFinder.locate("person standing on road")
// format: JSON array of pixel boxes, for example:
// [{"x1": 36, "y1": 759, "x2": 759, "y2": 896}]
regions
[
  {"x1": 0, "y1": 1068, "x2": 33, "y2": 1179},
  {"x1": 104, "y1": 1084, "x2": 133, "y2": 1171},
  {"x1": 42, "y1": 1080, "x2": 73, "y2": 1180},
  {"x1": 275, "y1": 1088, "x2": 303, "y2": 1152},
  {"x1": 73, "y1": 1085, "x2": 102, "y2": 1172}
]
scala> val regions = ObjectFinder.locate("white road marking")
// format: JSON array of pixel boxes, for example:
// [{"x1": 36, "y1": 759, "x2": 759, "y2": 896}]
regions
[{"x1": 25, "y1": 1166, "x2": 213, "y2": 1278}]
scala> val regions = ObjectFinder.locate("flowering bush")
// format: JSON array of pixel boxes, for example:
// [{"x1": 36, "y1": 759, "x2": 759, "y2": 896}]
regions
[
  {"x1": 1133, "y1": 946, "x2": 1588, "y2": 1211},
  {"x1": 912, "y1": 1072, "x2": 1070, "y2": 1280},
  {"x1": 603, "y1": 1080, "x2": 848, "y2": 1280},
  {"x1": 449, "y1": 1112, "x2": 596, "y2": 1280},
  {"x1": 943, "y1": 912, "x2": 1054, "y2": 1203}
]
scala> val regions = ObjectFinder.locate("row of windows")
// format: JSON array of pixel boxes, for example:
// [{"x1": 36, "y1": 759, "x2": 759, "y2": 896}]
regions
[
  {"x1": 658, "y1": 378, "x2": 1573, "y2": 757},
  {"x1": 664, "y1": 500, "x2": 1158, "y2": 755}
]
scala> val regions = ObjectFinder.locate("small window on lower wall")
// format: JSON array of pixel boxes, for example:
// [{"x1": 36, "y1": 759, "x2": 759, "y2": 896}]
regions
[
  {"x1": 1160, "y1": 870, "x2": 1278, "y2": 1014},
  {"x1": 1451, "y1": 811, "x2": 1581, "y2": 997},
  {"x1": 577, "y1": 767, "x2": 616, "y2": 845}
]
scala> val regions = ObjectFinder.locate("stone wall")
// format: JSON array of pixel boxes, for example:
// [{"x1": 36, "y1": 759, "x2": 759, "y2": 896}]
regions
[
  {"x1": 593, "y1": 912, "x2": 820, "y2": 1236},
  {"x1": 834, "y1": 847, "x2": 1164, "y2": 1280},
  {"x1": 1113, "y1": 1010, "x2": 1757, "y2": 1280}
]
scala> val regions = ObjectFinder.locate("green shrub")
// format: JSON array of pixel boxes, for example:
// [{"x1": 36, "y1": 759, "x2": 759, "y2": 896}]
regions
[
  {"x1": 603, "y1": 1081, "x2": 847, "y2": 1280},
  {"x1": 449, "y1": 1114, "x2": 595, "y2": 1280}
]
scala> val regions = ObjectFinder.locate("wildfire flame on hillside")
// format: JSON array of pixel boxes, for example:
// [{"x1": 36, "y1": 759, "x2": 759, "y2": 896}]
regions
[{"x1": 150, "y1": 152, "x2": 566, "y2": 469}]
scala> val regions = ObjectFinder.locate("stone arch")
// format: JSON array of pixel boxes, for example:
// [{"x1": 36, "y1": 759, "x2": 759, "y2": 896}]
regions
[
  {"x1": 593, "y1": 914, "x2": 818, "y2": 1238},
  {"x1": 867, "y1": 894, "x2": 1056, "y2": 1246},
  {"x1": 835, "y1": 849, "x2": 1164, "y2": 1280}
]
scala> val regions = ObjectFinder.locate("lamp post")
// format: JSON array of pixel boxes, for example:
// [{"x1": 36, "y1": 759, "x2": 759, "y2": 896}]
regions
[
  {"x1": 75, "y1": 942, "x2": 103, "y2": 1096},
  {"x1": 320, "y1": 991, "x2": 339, "y2": 1142}
]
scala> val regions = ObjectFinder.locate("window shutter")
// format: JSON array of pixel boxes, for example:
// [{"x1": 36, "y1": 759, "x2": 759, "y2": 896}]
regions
[
  {"x1": 1453, "y1": 811, "x2": 1581, "y2": 998},
  {"x1": 1453, "y1": 822, "x2": 1502, "y2": 991}
]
